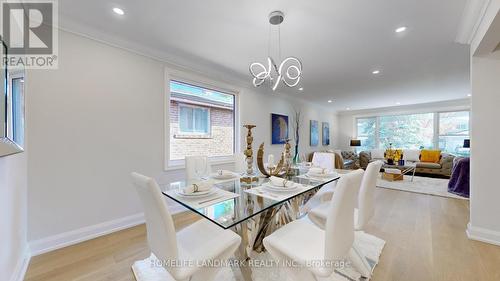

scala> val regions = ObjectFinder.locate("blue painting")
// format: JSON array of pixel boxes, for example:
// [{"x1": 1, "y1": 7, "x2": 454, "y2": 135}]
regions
[
  {"x1": 310, "y1": 120, "x2": 319, "y2": 146},
  {"x1": 322, "y1": 122, "x2": 330, "y2": 146},
  {"x1": 271, "y1": 113, "x2": 289, "y2": 144}
]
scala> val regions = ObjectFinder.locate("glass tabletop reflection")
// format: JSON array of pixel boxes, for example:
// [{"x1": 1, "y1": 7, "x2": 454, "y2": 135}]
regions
[{"x1": 159, "y1": 168, "x2": 344, "y2": 229}]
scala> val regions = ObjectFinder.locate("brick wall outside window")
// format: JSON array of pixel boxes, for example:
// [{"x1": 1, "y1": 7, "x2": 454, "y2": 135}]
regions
[{"x1": 170, "y1": 100, "x2": 234, "y2": 160}]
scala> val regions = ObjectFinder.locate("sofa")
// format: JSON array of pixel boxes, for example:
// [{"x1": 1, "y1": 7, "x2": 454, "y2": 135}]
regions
[{"x1": 359, "y1": 149, "x2": 455, "y2": 177}]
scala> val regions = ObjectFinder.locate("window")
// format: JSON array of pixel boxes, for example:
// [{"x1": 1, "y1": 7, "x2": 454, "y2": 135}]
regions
[
  {"x1": 168, "y1": 80, "x2": 235, "y2": 163},
  {"x1": 379, "y1": 113, "x2": 434, "y2": 149},
  {"x1": 439, "y1": 111, "x2": 469, "y2": 156},
  {"x1": 356, "y1": 117, "x2": 376, "y2": 152},
  {"x1": 355, "y1": 110, "x2": 469, "y2": 154},
  {"x1": 179, "y1": 105, "x2": 210, "y2": 134}
]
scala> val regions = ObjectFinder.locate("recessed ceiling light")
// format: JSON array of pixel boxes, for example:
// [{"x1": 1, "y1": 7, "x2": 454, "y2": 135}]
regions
[
  {"x1": 396, "y1": 102, "x2": 401, "y2": 105},
  {"x1": 298, "y1": 87, "x2": 304, "y2": 91},
  {"x1": 372, "y1": 70, "x2": 381, "y2": 74},
  {"x1": 467, "y1": 94, "x2": 472, "y2": 97},
  {"x1": 328, "y1": 100, "x2": 333, "y2": 103},
  {"x1": 113, "y1": 7, "x2": 125, "y2": 15},
  {"x1": 395, "y1": 26, "x2": 407, "y2": 33},
  {"x1": 346, "y1": 107, "x2": 351, "y2": 110}
]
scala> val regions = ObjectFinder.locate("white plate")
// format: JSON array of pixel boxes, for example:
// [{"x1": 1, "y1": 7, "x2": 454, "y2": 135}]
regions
[
  {"x1": 307, "y1": 172, "x2": 338, "y2": 178},
  {"x1": 210, "y1": 172, "x2": 238, "y2": 180},
  {"x1": 262, "y1": 182, "x2": 300, "y2": 192},
  {"x1": 175, "y1": 187, "x2": 217, "y2": 198}
]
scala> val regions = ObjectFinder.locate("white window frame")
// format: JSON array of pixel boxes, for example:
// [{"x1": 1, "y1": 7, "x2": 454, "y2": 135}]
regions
[
  {"x1": 176, "y1": 103, "x2": 211, "y2": 136},
  {"x1": 355, "y1": 117, "x2": 377, "y2": 151},
  {"x1": 6, "y1": 71, "x2": 24, "y2": 144},
  {"x1": 354, "y1": 109, "x2": 470, "y2": 151},
  {"x1": 436, "y1": 110, "x2": 470, "y2": 152},
  {"x1": 164, "y1": 69, "x2": 240, "y2": 170}
]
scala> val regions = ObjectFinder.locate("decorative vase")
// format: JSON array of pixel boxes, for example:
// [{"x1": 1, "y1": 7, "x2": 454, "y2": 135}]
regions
[{"x1": 293, "y1": 145, "x2": 299, "y2": 164}]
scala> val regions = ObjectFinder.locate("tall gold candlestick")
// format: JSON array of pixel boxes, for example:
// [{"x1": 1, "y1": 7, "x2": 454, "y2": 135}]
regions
[{"x1": 241, "y1": 125, "x2": 258, "y2": 184}]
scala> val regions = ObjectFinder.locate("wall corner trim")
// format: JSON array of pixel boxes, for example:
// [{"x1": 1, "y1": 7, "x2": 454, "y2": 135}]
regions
[
  {"x1": 9, "y1": 246, "x2": 31, "y2": 281},
  {"x1": 455, "y1": 0, "x2": 492, "y2": 44},
  {"x1": 466, "y1": 222, "x2": 500, "y2": 246}
]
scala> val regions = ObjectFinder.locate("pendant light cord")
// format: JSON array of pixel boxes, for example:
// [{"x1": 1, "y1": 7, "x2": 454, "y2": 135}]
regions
[{"x1": 278, "y1": 24, "x2": 281, "y2": 62}]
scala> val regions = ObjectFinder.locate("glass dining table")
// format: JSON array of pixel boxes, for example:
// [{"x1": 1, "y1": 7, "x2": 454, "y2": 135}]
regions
[{"x1": 159, "y1": 167, "x2": 348, "y2": 280}]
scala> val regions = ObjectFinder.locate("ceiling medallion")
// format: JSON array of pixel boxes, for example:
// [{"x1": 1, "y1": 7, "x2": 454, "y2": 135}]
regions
[{"x1": 249, "y1": 11, "x2": 303, "y2": 91}]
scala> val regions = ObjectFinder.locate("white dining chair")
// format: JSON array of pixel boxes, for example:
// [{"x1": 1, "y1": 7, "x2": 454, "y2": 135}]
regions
[
  {"x1": 303, "y1": 152, "x2": 338, "y2": 212},
  {"x1": 185, "y1": 156, "x2": 212, "y2": 181},
  {"x1": 311, "y1": 152, "x2": 336, "y2": 171},
  {"x1": 263, "y1": 170, "x2": 372, "y2": 280},
  {"x1": 131, "y1": 172, "x2": 241, "y2": 281},
  {"x1": 308, "y1": 160, "x2": 383, "y2": 231}
]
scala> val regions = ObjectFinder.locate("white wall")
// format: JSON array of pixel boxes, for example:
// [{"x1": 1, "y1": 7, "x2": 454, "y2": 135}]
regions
[
  {"x1": 0, "y1": 152, "x2": 28, "y2": 281},
  {"x1": 336, "y1": 99, "x2": 471, "y2": 150},
  {"x1": 238, "y1": 89, "x2": 339, "y2": 159},
  {"x1": 469, "y1": 56, "x2": 500, "y2": 245},
  {"x1": 467, "y1": 0, "x2": 500, "y2": 245},
  {"x1": 26, "y1": 31, "x2": 338, "y2": 252}
]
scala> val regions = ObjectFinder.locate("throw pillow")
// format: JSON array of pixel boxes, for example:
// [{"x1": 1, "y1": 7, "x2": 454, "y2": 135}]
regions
[
  {"x1": 403, "y1": 149, "x2": 420, "y2": 162},
  {"x1": 420, "y1": 149, "x2": 441, "y2": 163},
  {"x1": 371, "y1": 149, "x2": 385, "y2": 159}
]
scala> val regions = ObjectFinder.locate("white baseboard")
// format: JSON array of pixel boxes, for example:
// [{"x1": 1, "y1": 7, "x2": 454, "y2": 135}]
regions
[
  {"x1": 29, "y1": 205, "x2": 187, "y2": 257},
  {"x1": 29, "y1": 213, "x2": 145, "y2": 256},
  {"x1": 10, "y1": 246, "x2": 31, "y2": 281},
  {"x1": 466, "y1": 222, "x2": 500, "y2": 246}
]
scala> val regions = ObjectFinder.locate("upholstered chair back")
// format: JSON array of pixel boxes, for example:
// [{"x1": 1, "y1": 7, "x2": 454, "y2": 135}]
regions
[
  {"x1": 356, "y1": 161, "x2": 383, "y2": 230},
  {"x1": 131, "y1": 173, "x2": 179, "y2": 276},
  {"x1": 185, "y1": 156, "x2": 212, "y2": 181},
  {"x1": 324, "y1": 169, "x2": 364, "y2": 263}
]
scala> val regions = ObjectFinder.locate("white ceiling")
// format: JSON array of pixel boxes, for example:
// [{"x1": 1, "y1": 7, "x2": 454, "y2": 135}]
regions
[{"x1": 58, "y1": 0, "x2": 470, "y2": 111}]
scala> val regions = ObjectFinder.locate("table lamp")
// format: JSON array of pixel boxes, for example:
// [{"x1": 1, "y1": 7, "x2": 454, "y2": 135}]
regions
[
  {"x1": 463, "y1": 139, "x2": 470, "y2": 148},
  {"x1": 350, "y1": 139, "x2": 361, "y2": 147}
]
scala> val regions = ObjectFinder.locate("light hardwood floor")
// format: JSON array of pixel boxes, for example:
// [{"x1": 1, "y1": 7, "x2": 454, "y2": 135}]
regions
[{"x1": 25, "y1": 188, "x2": 500, "y2": 281}]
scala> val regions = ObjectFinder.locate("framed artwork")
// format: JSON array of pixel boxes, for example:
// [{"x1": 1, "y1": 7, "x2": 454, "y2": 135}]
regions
[
  {"x1": 271, "y1": 113, "x2": 289, "y2": 144},
  {"x1": 310, "y1": 120, "x2": 319, "y2": 146},
  {"x1": 322, "y1": 122, "x2": 330, "y2": 145}
]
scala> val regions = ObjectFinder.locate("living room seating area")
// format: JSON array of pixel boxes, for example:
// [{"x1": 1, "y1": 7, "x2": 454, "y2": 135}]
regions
[{"x1": 359, "y1": 149, "x2": 455, "y2": 177}]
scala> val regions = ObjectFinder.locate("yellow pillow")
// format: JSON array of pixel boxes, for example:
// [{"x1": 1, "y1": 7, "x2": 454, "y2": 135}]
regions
[{"x1": 420, "y1": 150, "x2": 441, "y2": 163}]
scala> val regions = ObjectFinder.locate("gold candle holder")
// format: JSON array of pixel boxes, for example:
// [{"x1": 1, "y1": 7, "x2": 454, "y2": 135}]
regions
[
  {"x1": 241, "y1": 125, "x2": 258, "y2": 184},
  {"x1": 256, "y1": 139, "x2": 291, "y2": 178},
  {"x1": 257, "y1": 143, "x2": 285, "y2": 177}
]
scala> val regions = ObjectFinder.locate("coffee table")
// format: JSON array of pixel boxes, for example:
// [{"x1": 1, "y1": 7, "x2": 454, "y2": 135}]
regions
[{"x1": 382, "y1": 161, "x2": 417, "y2": 182}]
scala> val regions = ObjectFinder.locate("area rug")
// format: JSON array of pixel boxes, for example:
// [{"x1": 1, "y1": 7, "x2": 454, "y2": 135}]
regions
[
  {"x1": 132, "y1": 231, "x2": 385, "y2": 281},
  {"x1": 376, "y1": 175, "x2": 467, "y2": 200}
]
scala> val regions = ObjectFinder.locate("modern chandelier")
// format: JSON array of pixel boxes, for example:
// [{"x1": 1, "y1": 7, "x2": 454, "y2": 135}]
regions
[{"x1": 249, "y1": 11, "x2": 303, "y2": 91}]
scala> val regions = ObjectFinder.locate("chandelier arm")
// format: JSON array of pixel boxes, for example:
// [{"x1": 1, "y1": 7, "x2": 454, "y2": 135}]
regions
[{"x1": 249, "y1": 12, "x2": 302, "y2": 91}]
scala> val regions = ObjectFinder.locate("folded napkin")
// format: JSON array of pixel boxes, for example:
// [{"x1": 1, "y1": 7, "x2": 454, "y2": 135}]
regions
[
  {"x1": 309, "y1": 167, "x2": 329, "y2": 175},
  {"x1": 269, "y1": 176, "x2": 293, "y2": 187},
  {"x1": 216, "y1": 170, "x2": 234, "y2": 176},
  {"x1": 183, "y1": 180, "x2": 213, "y2": 194}
]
